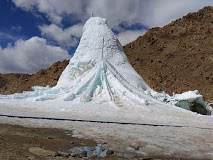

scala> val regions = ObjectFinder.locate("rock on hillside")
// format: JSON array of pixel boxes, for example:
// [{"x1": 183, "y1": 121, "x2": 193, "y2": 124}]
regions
[{"x1": 124, "y1": 6, "x2": 213, "y2": 101}]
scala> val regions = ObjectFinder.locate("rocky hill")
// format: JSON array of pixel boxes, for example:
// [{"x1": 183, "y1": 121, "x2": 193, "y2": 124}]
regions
[
  {"x1": 0, "y1": 6, "x2": 213, "y2": 101},
  {"x1": 124, "y1": 6, "x2": 213, "y2": 101},
  {"x1": 0, "y1": 60, "x2": 69, "y2": 95}
]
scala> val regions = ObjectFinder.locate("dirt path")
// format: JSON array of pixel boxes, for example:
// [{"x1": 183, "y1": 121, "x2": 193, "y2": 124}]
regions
[
  {"x1": 0, "y1": 123, "x2": 168, "y2": 160},
  {"x1": 0, "y1": 124, "x2": 124, "y2": 160}
]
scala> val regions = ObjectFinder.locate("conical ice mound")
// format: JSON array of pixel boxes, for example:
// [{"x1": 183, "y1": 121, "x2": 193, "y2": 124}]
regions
[
  {"x1": 1, "y1": 17, "x2": 212, "y2": 115},
  {"x1": 56, "y1": 17, "x2": 159, "y2": 103},
  {"x1": 57, "y1": 17, "x2": 149, "y2": 90}
]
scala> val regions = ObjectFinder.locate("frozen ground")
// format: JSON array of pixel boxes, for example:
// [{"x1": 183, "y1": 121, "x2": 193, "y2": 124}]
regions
[{"x1": 0, "y1": 98, "x2": 213, "y2": 159}]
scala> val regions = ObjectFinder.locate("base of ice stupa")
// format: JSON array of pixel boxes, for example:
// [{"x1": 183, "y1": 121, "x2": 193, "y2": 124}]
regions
[{"x1": 0, "y1": 17, "x2": 213, "y2": 159}]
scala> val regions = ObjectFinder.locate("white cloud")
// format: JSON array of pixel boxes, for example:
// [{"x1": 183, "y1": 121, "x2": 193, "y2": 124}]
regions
[
  {"x1": 0, "y1": 37, "x2": 70, "y2": 74},
  {"x1": 0, "y1": 32, "x2": 19, "y2": 41},
  {"x1": 66, "y1": 24, "x2": 83, "y2": 38},
  {"x1": 12, "y1": 0, "x2": 213, "y2": 28},
  {"x1": 143, "y1": 0, "x2": 213, "y2": 27},
  {"x1": 117, "y1": 30, "x2": 147, "y2": 46},
  {"x1": 12, "y1": 0, "x2": 213, "y2": 48},
  {"x1": 11, "y1": 0, "x2": 213, "y2": 55},
  {"x1": 12, "y1": 0, "x2": 88, "y2": 24},
  {"x1": 39, "y1": 24, "x2": 83, "y2": 48}
]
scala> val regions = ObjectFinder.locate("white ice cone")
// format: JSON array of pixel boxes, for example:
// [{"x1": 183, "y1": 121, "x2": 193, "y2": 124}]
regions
[
  {"x1": 54, "y1": 17, "x2": 165, "y2": 104},
  {"x1": 57, "y1": 17, "x2": 151, "y2": 91}
]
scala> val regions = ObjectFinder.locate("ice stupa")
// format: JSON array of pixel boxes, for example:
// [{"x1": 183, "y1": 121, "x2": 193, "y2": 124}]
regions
[
  {"x1": 2, "y1": 17, "x2": 212, "y2": 115},
  {"x1": 55, "y1": 17, "x2": 163, "y2": 104}
]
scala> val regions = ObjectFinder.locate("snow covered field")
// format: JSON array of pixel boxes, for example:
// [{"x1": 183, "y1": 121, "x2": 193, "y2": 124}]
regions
[
  {"x1": 0, "y1": 17, "x2": 213, "y2": 159},
  {"x1": 0, "y1": 98, "x2": 213, "y2": 159}
]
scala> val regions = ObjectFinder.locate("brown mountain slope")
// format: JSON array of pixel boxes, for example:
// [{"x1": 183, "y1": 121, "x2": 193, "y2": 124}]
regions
[
  {"x1": 124, "y1": 6, "x2": 213, "y2": 101},
  {"x1": 0, "y1": 60, "x2": 69, "y2": 95},
  {"x1": 0, "y1": 6, "x2": 213, "y2": 101}
]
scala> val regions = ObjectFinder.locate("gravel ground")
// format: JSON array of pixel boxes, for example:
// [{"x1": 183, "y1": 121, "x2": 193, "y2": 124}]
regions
[{"x1": 0, "y1": 123, "x2": 168, "y2": 160}]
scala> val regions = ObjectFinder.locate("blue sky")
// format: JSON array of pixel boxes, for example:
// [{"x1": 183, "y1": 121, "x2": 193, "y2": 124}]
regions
[{"x1": 0, "y1": 0, "x2": 213, "y2": 74}]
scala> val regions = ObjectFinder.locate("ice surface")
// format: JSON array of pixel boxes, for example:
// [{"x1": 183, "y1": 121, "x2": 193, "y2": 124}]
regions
[
  {"x1": 0, "y1": 17, "x2": 212, "y2": 115},
  {"x1": 0, "y1": 98, "x2": 213, "y2": 159}
]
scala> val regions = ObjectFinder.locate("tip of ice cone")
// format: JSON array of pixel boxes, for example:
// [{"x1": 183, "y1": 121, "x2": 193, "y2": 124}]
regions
[{"x1": 83, "y1": 17, "x2": 107, "y2": 33}]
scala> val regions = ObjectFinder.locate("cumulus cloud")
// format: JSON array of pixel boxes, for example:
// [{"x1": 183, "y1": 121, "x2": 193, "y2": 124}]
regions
[
  {"x1": 143, "y1": 0, "x2": 213, "y2": 27},
  {"x1": 117, "y1": 30, "x2": 147, "y2": 46},
  {"x1": 12, "y1": 0, "x2": 213, "y2": 47},
  {"x1": 12, "y1": 0, "x2": 213, "y2": 28},
  {"x1": 39, "y1": 24, "x2": 83, "y2": 48},
  {"x1": 0, "y1": 37, "x2": 70, "y2": 74},
  {"x1": 12, "y1": 0, "x2": 89, "y2": 24}
]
